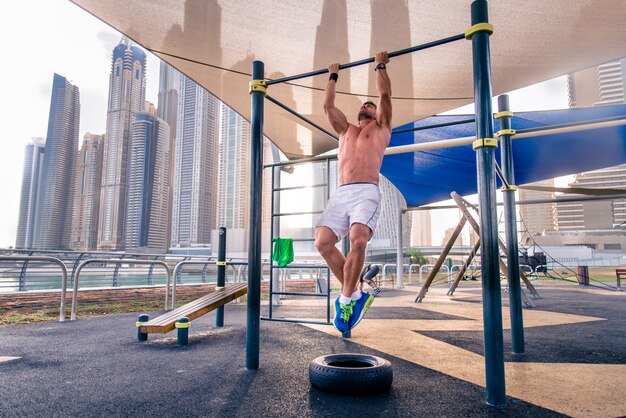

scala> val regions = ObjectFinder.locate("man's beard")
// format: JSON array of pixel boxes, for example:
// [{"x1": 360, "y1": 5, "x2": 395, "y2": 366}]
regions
[{"x1": 358, "y1": 110, "x2": 374, "y2": 121}]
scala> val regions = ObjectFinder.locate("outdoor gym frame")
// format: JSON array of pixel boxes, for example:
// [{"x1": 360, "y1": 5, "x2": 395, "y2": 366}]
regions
[{"x1": 247, "y1": 0, "x2": 507, "y2": 407}]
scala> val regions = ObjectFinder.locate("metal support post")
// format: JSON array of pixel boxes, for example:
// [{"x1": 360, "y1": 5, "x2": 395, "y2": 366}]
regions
[
  {"x1": 470, "y1": 0, "x2": 506, "y2": 407},
  {"x1": 246, "y1": 60, "x2": 265, "y2": 370},
  {"x1": 216, "y1": 227, "x2": 227, "y2": 327},
  {"x1": 498, "y1": 94, "x2": 526, "y2": 355},
  {"x1": 396, "y1": 192, "x2": 405, "y2": 289}
]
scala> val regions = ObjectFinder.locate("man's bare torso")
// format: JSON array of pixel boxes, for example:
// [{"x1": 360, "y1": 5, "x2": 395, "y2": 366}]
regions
[{"x1": 338, "y1": 121, "x2": 391, "y2": 186}]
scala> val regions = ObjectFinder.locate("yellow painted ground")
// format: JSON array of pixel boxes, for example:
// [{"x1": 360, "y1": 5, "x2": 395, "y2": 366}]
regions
[{"x1": 304, "y1": 287, "x2": 626, "y2": 417}]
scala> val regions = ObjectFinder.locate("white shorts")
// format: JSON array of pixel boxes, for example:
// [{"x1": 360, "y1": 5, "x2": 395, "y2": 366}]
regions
[{"x1": 315, "y1": 182, "x2": 381, "y2": 242}]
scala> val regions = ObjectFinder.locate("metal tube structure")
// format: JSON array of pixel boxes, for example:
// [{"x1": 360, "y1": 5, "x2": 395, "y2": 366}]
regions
[
  {"x1": 247, "y1": 60, "x2": 265, "y2": 370},
  {"x1": 391, "y1": 118, "x2": 475, "y2": 135},
  {"x1": 266, "y1": 33, "x2": 465, "y2": 86},
  {"x1": 498, "y1": 95, "x2": 526, "y2": 355},
  {"x1": 396, "y1": 194, "x2": 404, "y2": 289},
  {"x1": 266, "y1": 95, "x2": 338, "y2": 141},
  {"x1": 470, "y1": 0, "x2": 506, "y2": 407},
  {"x1": 216, "y1": 227, "x2": 227, "y2": 327}
]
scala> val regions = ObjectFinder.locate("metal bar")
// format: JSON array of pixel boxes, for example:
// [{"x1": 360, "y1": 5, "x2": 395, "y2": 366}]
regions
[
  {"x1": 516, "y1": 115, "x2": 626, "y2": 135},
  {"x1": 0, "y1": 256, "x2": 68, "y2": 322},
  {"x1": 494, "y1": 162, "x2": 510, "y2": 189},
  {"x1": 247, "y1": 60, "x2": 264, "y2": 370},
  {"x1": 269, "y1": 291, "x2": 328, "y2": 297},
  {"x1": 384, "y1": 117, "x2": 626, "y2": 156},
  {"x1": 272, "y1": 210, "x2": 324, "y2": 217},
  {"x1": 72, "y1": 259, "x2": 171, "y2": 320},
  {"x1": 409, "y1": 193, "x2": 626, "y2": 211},
  {"x1": 396, "y1": 193, "x2": 405, "y2": 289},
  {"x1": 18, "y1": 259, "x2": 29, "y2": 291},
  {"x1": 266, "y1": 95, "x2": 338, "y2": 141},
  {"x1": 216, "y1": 227, "x2": 227, "y2": 327},
  {"x1": 471, "y1": 0, "x2": 506, "y2": 407},
  {"x1": 269, "y1": 161, "x2": 276, "y2": 316},
  {"x1": 263, "y1": 155, "x2": 336, "y2": 169},
  {"x1": 391, "y1": 118, "x2": 476, "y2": 135},
  {"x1": 266, "y1": 33, "x2": 465, "y2": 86},
  {"x1": 499, "y1": 94, "x2": 525, "y2": 355},
  {"x1": 273, "y1": 184, "x2": 327, "y2": 192},
  {"x1": 260, "y1": 317, "x2": 331, "y2": 325}
]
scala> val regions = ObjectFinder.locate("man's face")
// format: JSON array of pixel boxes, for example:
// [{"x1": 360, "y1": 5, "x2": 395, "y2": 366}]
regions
[{"x1": 358, "y1": 102, "x2": 376, "y2": 122}]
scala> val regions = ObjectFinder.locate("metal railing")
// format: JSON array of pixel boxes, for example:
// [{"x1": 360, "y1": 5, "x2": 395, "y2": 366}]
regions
[
  {"x1": 0, "y1": 256, "x2": 68, "y2": 322},
  {"x1": 71, "y1": 259, "x2": 171, "y2": 321}
]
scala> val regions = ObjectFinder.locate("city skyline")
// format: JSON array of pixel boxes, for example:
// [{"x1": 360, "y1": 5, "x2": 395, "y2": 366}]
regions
[{"x1": 2, "y1": 0, "x2": 572, "y2": 250}]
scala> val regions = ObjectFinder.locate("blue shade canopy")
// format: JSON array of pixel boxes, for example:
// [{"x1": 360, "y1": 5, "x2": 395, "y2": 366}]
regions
[{"x1": 382, "y1": 104, "x2": 626, "y2": 208}]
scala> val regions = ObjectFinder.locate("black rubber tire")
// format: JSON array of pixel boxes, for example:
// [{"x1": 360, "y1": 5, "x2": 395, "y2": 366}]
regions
[{"x1": 309, "y1": 353, "x2": 393, "y2": 394}]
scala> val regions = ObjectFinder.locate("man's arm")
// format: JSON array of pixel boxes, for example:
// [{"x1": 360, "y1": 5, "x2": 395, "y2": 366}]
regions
[
  {"x1": 374, "y1": 51, "x2": 392, "y2": 128},
  {"x1": 324, "y1": 63, "x2": 349, "y2": 135}
]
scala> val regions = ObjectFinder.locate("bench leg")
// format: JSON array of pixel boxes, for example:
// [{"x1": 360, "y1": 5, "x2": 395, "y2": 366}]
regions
[
  {"x1": 176, "y1": 317, "x2": 190, "y2": 346},
  {"x1": 136, "y1": 314, "x2": 149, "y2": 342}
]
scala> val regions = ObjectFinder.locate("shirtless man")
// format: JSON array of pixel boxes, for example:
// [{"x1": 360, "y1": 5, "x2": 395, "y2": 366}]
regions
[{"x1": 315, "y1": 51, "x2": 392, "y2": 332}]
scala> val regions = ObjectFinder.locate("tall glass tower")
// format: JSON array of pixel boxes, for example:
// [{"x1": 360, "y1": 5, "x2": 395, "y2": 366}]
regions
[
  {"x1": 125, "y1": 113, "x2": 170, "y2": 251},
  {"x1": 70, "y1": 133, "x2": 105, "y2": 251},
  {"x1": 98, "y1": 37, "x2": 146, "y2": 250},
  {"x1": 15, "y1": 138, "x2": 45, "y2": 249},
  {"x1": 33, "y1": 74, "x2": 80, "y2": 250},
  {"x1": 170, "y1": 75, "x2": 219, "y2": 247}
]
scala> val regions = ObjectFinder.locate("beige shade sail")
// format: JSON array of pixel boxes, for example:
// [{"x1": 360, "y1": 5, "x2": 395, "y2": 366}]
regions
[{"x1": 70, "y1": 0, "x2": 626, "y2": 159}]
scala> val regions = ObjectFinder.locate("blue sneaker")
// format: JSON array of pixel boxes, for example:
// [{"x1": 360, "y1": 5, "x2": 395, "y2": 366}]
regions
[
  {"x1": 333, "y1": 297, "x2": 354, "y2": 332},
  {"x1": 348, "y1": 292, "x2": 374, "y2": 330}
]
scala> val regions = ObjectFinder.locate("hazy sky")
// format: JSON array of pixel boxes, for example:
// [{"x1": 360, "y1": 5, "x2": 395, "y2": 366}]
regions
[{"x1": 0, "y1": 0, "x2": 569, "y2": 249}]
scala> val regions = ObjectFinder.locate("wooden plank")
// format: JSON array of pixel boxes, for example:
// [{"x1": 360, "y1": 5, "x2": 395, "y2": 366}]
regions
[
  {"x1": 140, "y1": 284, "x2": 248, "y2": 334},
  {"x1": 144, "y1": 284, "x2": 247, "y2": 327}
]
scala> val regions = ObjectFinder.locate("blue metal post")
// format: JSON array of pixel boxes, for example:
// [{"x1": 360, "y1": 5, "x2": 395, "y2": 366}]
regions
[
  {"x1": 136, "y1": 314, "x2": 149, "y2": 342},
  {"x1": 216, "y1": 227, "x2": 226, "y2": 327},
  {"x1": 176, "y1": 317, "x2": 190, "y2": 346},
  {"x1": 470, "y1": 0, "x2": 506, "y2": 407},
  {"x1": 498, "y1": 94, "x2": 526, "y2": 355},
  {"x1": 246, "y1": 60, "x2": 265, "y2": 370}
]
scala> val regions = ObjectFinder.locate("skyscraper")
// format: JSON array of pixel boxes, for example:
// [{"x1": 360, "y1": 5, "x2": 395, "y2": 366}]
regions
[
  {"x1": 157, "y1": 62, "x2": 180, "y2": 249},
  {"x1": 217, "y1": 104, "x2": 250, "y2": 230},
  {"x1": 15, "y1": 138, "x2": 45, "y2": 249},
  {"x1": 125, "y1": 114, "x2": 170, "y2": 251},
  {"x1": 33, "y1": 73, "x2": 80, "y2": 250},
  {"x1": 170, "y1": 75, "x2": 219, "y2": 247},
  {"x1": 70, "y1": 133, "x2": 105, "y2": 251},
  {"x1": 557, "y1": 58, "x2": 626, "y2": 231},
  {"x1": 98, "y1": 37, "x2": 146, "y2": 250},
  {"x1": 519, "y1": 179, "x2": 556, "y2": 236}
]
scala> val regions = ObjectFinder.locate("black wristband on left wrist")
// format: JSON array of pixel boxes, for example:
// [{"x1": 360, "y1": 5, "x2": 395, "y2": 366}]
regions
[
  {"x1": 329, "y1": 73, "x2": 338, "y2": 82},
  {"x1": 375, "y1": 63, "x2": 387, "y2": 71}
]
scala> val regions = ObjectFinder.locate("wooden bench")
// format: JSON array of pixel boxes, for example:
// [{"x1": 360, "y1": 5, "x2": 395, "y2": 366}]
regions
[
  {"x1": 615, "y1": 269, "x2": 626, "y2": 291},
  {"x1": 139, "y1": 283, "x2": 248, "y2": 337}
]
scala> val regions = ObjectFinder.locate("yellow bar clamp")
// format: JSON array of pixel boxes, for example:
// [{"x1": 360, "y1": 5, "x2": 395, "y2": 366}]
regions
[
  {"x1": 501, "y1": 185, "x2": 518, "y2": 192},
  {"x1": 215, "y1": 286, "x2": 225, "y2": 291},
  {"x1": 494, "y1": 111, "x2": 513, "y2": 120},
  {"x1": 472, "y1": 138, "x2": 498, "y2": 150},
  {"x1": 496, "y1": 129, "x2": 516, "y2": 138},
  {"x1": 249, "y1": 79, "x2": 267, "y2": 95},
  {"x1": 465, "y1": 23, "x2": 494, "y2": 39},
  {"x1": 175, "y1": 322, "x2": 191, "y2": 329},
  {"x1": 216, "y1": 261, "x2": 227, "y2": 266}
]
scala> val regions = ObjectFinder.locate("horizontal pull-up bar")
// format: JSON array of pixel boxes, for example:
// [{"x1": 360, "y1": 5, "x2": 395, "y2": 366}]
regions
[
  {"x1": 391, "y1": 118, "x2": 475, "y2": 135},
  {"x1": 384, "y1": 117, "x2": 626, "y2": 155},
  {"x1": 266, "y1": 33, "x2": 465, "y2": 86}
]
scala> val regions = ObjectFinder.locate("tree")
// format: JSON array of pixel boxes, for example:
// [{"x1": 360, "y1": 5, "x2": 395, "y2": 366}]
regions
[{"x1": 406, "y1": 247, "x2": 428, "y2": 265}]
